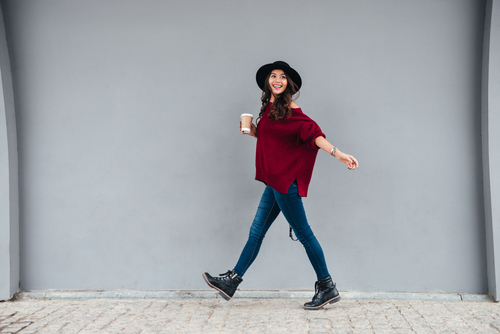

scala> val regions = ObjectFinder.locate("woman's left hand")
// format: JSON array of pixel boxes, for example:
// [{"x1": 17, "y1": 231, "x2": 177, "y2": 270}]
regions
[{"x1": 335, "y1": 150, "x2": 359, "y2": 170}]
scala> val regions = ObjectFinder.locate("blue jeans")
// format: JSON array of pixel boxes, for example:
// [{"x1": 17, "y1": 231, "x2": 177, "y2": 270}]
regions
[{"x1": 233, "y1": 182, "x2": 330, "y2": 279}]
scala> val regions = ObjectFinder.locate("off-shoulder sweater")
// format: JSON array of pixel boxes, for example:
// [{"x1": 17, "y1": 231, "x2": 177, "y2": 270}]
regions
[{"x1": 255, "y1": 103, "x2": 325, "y2": 197}]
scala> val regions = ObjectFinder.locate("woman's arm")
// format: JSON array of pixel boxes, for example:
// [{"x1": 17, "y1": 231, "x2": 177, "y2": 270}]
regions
[{"x1": 314, "y1": 136, "x2": 358, "y2": 169}]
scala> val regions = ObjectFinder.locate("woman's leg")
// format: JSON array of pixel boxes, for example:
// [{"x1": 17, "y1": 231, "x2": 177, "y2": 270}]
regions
[
  {"x1": 273, "y1": 182, "x2": 330, "y2": 279},
  {"x1": 233, "y1": 185, "x2": 281, "y2": 277}
]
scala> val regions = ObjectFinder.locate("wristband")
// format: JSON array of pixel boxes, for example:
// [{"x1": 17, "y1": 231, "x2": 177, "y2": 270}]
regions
[{"x1": 330, "y1": 146, "x2": 337, "y2": 157}]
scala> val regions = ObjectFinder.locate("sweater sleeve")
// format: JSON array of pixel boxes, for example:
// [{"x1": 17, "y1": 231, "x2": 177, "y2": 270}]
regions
[{"x1": 298, "y1": 120, "x2": 325, "y2": 149}]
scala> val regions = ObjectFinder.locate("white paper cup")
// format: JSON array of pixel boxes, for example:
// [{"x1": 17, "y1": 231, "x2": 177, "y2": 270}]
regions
[{"x1": 241, "y1": 113, "x2": 253, "y2": 133}]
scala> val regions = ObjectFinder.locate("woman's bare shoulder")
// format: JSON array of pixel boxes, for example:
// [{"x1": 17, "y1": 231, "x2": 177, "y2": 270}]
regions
[{"x1": 290, "y1": 101, "x2": 300, "y2": 109}]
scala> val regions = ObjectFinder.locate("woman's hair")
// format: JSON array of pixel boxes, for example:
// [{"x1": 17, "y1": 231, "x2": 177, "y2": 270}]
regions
[{"x1": 257, "y1": 72, "x2": 300, "y2": 123}]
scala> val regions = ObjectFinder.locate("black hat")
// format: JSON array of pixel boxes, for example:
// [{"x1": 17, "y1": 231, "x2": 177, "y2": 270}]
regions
[{"x1": 255, "y1": 60, "x2": 302, "y2": 91}]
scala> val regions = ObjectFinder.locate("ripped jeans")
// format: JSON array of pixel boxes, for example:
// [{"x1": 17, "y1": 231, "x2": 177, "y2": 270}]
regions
[{"x1": 233, "y1": 182, "x2": 330, "y2": 279}]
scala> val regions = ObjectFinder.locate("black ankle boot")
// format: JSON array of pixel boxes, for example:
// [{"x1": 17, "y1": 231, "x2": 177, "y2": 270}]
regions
[
  {"x1": 303, "y1": 276, "x2": 340, "y2": 310},
  {"x1": 203, "y1": 270, "x2": 243, "y2": 301}
]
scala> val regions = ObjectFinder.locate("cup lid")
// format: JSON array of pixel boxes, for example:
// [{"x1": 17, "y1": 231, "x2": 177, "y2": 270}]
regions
[{"x1": 241, "y1": 113, "x2": 253, "y2": 117}]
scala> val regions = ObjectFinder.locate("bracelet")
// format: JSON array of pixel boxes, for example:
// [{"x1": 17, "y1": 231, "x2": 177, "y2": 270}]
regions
[{"x1": 330, "y1": 146, "x2": 337, "y2": 157}]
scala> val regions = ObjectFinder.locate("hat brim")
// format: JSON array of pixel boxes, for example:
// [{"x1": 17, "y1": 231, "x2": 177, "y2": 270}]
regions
[{"x1": 256, "y1": 63, "x2": 302, "y2": 91}]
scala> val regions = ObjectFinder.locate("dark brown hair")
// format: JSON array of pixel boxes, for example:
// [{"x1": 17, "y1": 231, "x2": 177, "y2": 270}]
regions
[{"x1": 257, "y1": 72, "x2": 300, "y2": 123}]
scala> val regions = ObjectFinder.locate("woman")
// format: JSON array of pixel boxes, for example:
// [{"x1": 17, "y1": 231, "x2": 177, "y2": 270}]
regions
[{"x1": 203, "y1": 61, "x2": 358, "y2": 310}]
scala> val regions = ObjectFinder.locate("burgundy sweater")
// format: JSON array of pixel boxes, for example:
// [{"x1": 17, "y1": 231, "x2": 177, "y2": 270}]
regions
[{"x1": 255, "y1": 103, "x2": 325, "y2": 197}]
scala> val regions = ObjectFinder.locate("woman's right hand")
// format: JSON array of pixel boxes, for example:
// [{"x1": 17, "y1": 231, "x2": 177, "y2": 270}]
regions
[{"x1": 240, "y1": 122, "x2": 257, "y2": 138}]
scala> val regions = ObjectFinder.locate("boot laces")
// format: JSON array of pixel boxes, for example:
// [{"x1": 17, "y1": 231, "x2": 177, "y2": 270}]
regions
[{"x1": 214, "y1": 270, "x2": 234, "y2": 280}]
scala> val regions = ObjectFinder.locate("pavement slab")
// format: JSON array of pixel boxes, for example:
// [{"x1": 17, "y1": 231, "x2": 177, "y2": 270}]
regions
[{"x1": 0, "y1": 298, "x2": 500, "y2": 333}]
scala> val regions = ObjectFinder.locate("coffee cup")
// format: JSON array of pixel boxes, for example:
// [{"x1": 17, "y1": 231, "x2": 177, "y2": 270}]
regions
[{"x1": 241, "y1": 113, "x2": 253, "y2": 133}]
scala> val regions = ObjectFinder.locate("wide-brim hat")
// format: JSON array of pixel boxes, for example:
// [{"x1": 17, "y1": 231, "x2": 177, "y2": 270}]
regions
[{"x1": 256, "y1": 60, "x2": 302, "y2": 91}]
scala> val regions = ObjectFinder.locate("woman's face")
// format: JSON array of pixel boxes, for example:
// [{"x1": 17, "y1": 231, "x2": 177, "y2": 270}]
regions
[{"x1": 268, "y1": 69, "x2": 288, "y2": 96}]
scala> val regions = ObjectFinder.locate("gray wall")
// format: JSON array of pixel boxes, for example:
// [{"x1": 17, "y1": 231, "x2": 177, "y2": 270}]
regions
[
  {"x1": 484, "y1": 0, "x2": 500, "y2": 299},
  {"x1": 0, "y1": 1, "x2": 18, "y2": 300},
  {"x1": 1, "y1": 0, "x2": 488, "y2": 293}
]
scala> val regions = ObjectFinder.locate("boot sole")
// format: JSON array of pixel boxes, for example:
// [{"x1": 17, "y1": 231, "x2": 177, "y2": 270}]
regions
[
  {"x1": 202, "y1": 273, "x2": 232, "y2": 301},
  {"x1": 303, "y1": 295, "x2": 341, "y2": 310}
]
